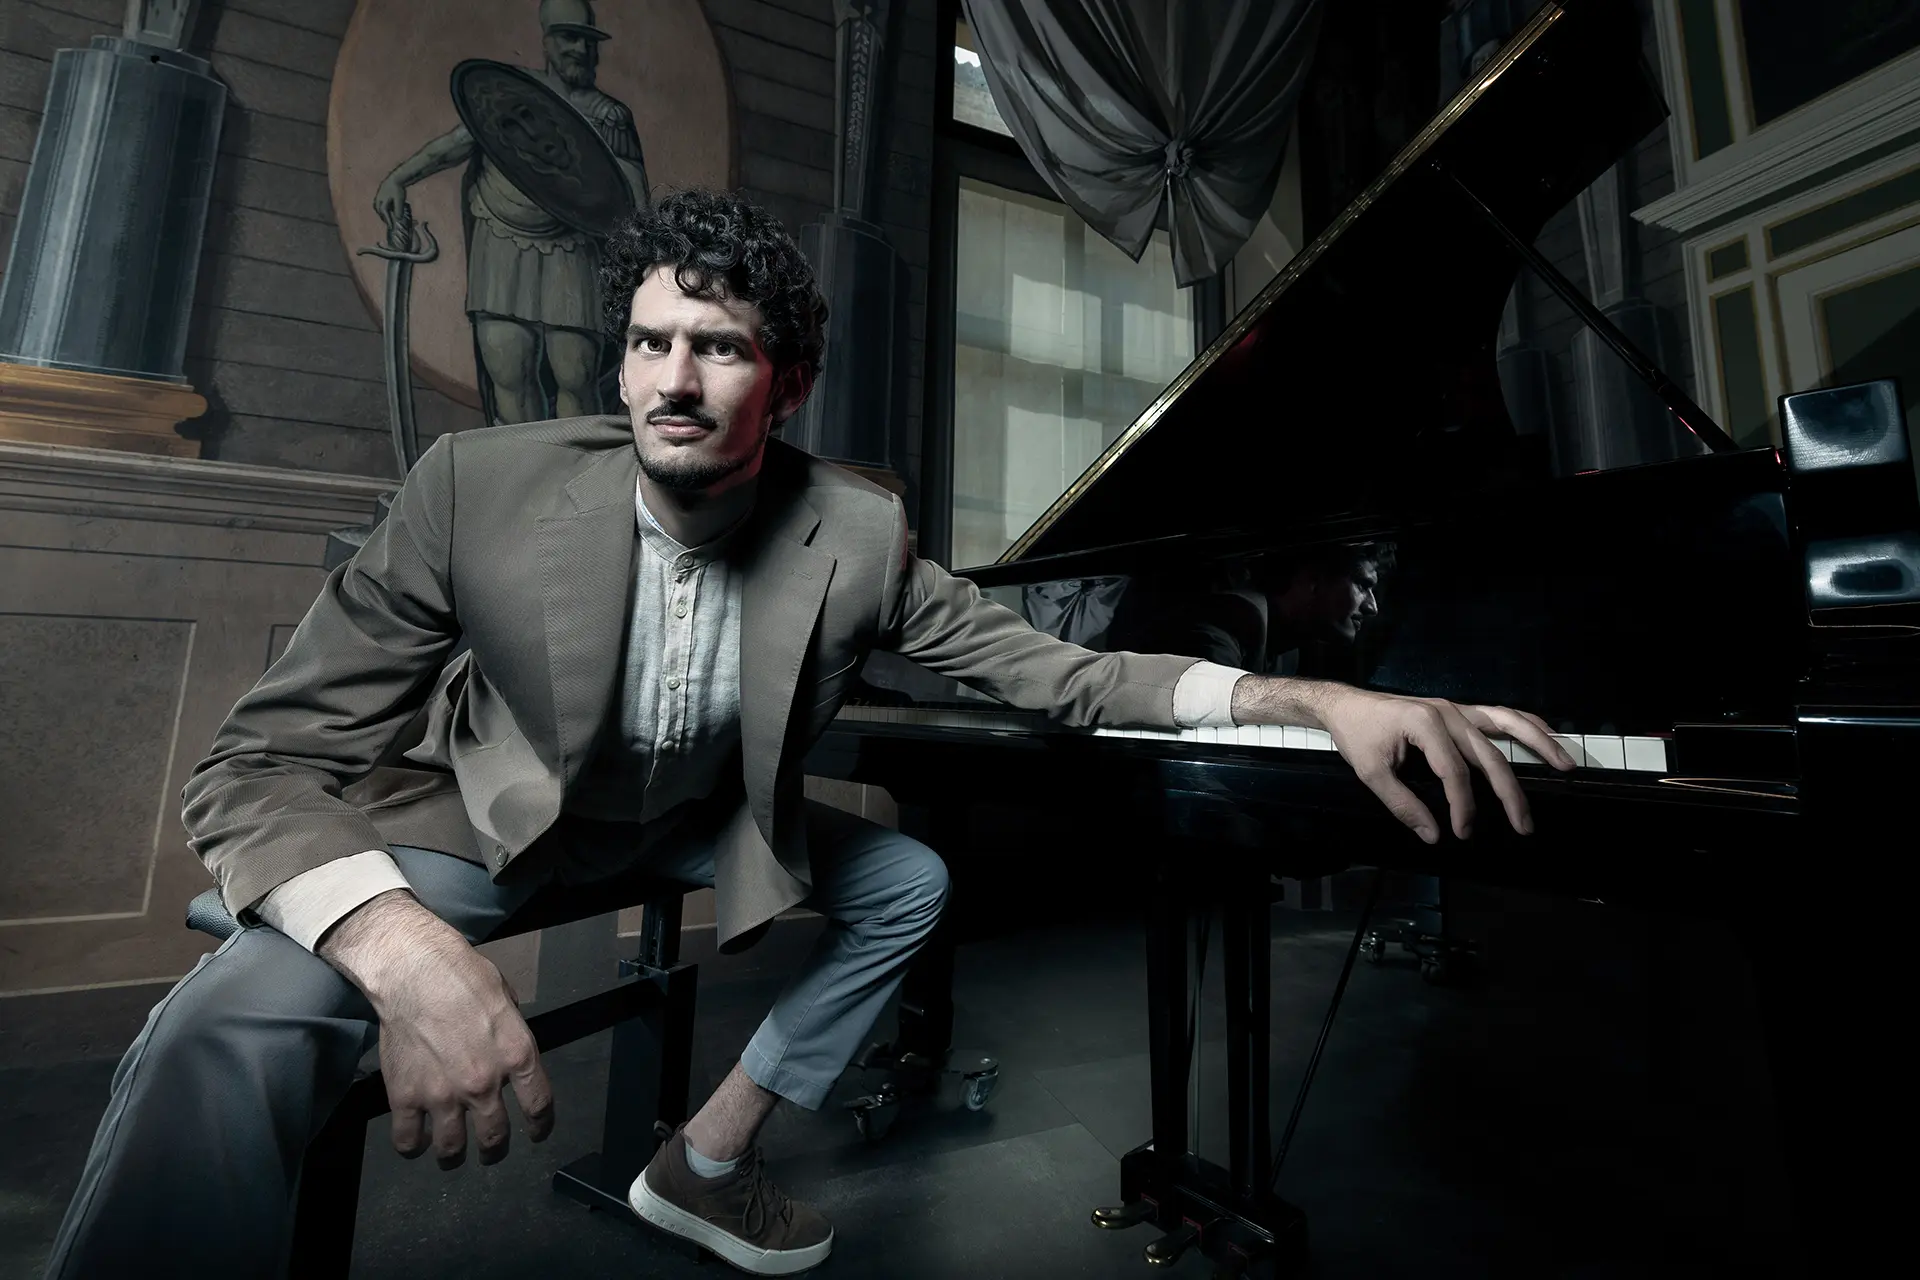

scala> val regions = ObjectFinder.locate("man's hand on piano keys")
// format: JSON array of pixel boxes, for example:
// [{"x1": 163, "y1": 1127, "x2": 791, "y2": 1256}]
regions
[{"x1": 1230, "y1": 678, "x2": 1575, "y2": 844}]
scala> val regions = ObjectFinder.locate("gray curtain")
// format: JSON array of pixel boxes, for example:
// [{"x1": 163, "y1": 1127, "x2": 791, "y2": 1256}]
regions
[{"x1": 963, "y1": 0, "x2": 1323, "y2": 286}]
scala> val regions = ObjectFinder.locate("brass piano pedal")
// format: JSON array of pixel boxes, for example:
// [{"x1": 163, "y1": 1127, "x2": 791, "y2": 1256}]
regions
[
  {"x1": 1090, "y1": 1200, "x2": 1153, "y2": 1230},
  {"x1": 1144, "y1": 1222, "x2": 1203, "y2": 1267}
]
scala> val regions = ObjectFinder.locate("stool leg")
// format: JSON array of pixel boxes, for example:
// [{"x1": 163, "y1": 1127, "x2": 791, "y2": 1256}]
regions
[
  {"x1": 553, "y1": 895, "x2": 699, "y2": 1213},
  {"x1": 289, "y1": 1078, "x2": 375, "y2": 1279}
]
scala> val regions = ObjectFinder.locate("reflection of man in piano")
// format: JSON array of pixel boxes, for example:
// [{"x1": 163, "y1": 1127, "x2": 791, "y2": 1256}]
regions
[
  {"x1": 45, "y1": 191, "x2": 1576, "y2": 1277},
  {"x1": 1109, "y1": 542, "x2": 1392, "y2": 676}
]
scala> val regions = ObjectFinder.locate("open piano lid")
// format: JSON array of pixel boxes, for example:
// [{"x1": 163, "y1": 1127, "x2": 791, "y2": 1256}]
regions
[{"x1": 970, "y1": 0, "x2": 1721, "y2": 586}]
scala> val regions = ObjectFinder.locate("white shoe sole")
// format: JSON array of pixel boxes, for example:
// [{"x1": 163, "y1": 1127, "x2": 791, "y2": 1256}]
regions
[{"x1": 629, "y1": 1170, "x2": 834, "y2": 1276}]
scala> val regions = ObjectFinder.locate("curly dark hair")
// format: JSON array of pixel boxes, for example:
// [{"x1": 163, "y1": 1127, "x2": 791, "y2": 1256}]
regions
[{"x1": 598, "y1": 189, "x2": 828, "y2": 392}]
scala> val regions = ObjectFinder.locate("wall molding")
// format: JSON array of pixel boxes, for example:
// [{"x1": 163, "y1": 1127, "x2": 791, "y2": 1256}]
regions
[
  {"x1": 1636, "y1": 46, "x2": 1920, "y2": 235},
  {"x1": 0, "y1": 440, "x2": 392, "y2": 536}
]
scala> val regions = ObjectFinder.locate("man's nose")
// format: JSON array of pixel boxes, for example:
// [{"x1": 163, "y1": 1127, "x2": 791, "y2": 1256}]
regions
[{"x1": 655, "y1": 345, "x2": 701, "y2": 400}]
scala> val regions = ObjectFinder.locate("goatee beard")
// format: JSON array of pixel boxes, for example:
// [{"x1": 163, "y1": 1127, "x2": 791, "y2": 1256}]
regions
[{"x1": 636, "y1": 424, "x2": 766, "y2": 493}]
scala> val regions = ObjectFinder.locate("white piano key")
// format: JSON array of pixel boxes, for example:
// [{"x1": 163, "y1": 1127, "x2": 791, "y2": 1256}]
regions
[
  {"x1": 1624, "y1": 735, "x2": 1668, "y2": 772},
  {"x1": 1490, "y1": 737, "x2": 1515, "y2": 762},
  {"x1": 1257, "y1": 724, "x2": 1287, "y2": 748},
  {"x1": 1511, "y1": 741, "x2": 1544, "y2": 766},
  {"x1": 1237, "y1": 725, "x2": 1263, "y2": 747},
  {"x1": 1302, "y1": 728, "x2": 1335, "y2": 751},
  {"x1": 1583, "y1": 734, "x2": 1626, "y2": 770},
  {"x1": 1282, "y1": 725, "x2": 1309, "y2": 749},
  {"x1": 1552, "y1": 734, "x2": 1592, "y2": 767}
]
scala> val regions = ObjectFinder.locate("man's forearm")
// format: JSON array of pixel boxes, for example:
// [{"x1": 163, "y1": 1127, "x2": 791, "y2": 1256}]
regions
[
  {"x1": 317, "y1": 888, "x2": 471, "y2": 1011},
  {"x1": 1229, "y1": 673, "x2": 1346, "y2": 729}
]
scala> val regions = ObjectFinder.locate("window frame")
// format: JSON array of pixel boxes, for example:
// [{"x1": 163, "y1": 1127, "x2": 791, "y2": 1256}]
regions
[{"x1": 921, "y1": 0, "x2": 1221, "y2": 568}]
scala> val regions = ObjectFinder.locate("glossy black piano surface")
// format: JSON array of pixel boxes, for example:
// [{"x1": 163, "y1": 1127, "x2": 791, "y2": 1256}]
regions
[{"x1": 807, "y1": 0, "x2": 1917, "y2": 1270}]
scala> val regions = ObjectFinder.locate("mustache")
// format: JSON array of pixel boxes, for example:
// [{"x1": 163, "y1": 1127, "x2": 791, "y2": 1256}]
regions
[{"x1": 645, "y1": 403, "x2": 721, "y2": 430}]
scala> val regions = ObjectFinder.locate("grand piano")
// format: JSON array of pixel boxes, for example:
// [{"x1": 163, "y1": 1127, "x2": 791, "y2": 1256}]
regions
[{"x1": 806, "y1": 0, "x2": 1918, "y2": 1273}]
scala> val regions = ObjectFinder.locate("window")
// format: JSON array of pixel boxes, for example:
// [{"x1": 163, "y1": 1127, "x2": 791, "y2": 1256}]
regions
[
  {"x1": 930, "y1": 5, "x2": 1204, "y2": 570},
  {"x1": 951, "y1": 19, "x2": 1013, "y2": 138},
  {"x1": 948, "y1": 178, "x2": 1192, "y2": 569}
]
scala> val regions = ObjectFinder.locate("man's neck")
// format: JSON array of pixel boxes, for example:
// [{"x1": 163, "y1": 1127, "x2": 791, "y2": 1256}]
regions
[{"x1": 637, "y1": 473, "x2": 758, "y2": 548}]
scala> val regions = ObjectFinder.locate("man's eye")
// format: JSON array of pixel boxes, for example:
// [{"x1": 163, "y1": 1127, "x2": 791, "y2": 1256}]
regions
[{"x1": 710, "y1": 342, "x2": 737, "y2": 359}]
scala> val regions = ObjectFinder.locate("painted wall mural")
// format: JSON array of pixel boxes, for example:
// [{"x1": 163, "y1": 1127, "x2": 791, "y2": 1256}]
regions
[{"x1": 328, "y1": 0, "x2": 735, "y2": 429}]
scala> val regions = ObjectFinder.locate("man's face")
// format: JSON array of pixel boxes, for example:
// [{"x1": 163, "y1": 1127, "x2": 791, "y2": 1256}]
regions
[
  {"x1": 545, "y1": 31, "x2": 598, "y2": 87},
  {"x1": 1274, "y1": 559, "x2": 1380, "y2": 641},
  {"x1": 1318, "y1": 560, "x2": 1381, "y2": 640},
  {"x1": 618, "y1": 266, "x2": 807, "y2": 495}
]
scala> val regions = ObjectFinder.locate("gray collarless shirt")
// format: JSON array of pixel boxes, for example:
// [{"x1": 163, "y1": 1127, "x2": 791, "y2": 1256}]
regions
[{"x1": 555, "y1": 481, "x2": 750, "y2": 879}]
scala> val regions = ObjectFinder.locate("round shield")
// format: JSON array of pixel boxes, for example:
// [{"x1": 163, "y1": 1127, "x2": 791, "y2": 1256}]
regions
[{"x1": 450, "y1": 58, "x2": 636, "y2": 237}]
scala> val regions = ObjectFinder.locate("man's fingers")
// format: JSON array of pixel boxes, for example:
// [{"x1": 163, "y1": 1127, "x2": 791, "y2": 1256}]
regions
[
  {"x1": 1465, "y1": 705, "x2": 1573, "y2": 771},
  {"x1": 470, "y1": 1091, "x2": 512, "y2": 1167},
  {"x1": 1356, "y1": 765, "x2": 1441, "y2": 843},
  {"x1": 391, "y1": 1106, "x2": 429, "y2": 1159},
  {"x1": 1438, "y1": 706, "x2": 1533, "y2": 836},
  {"x1": 430, "y1": 1101, "x2": 468, "y2": 1170},
  {"x1": 1405, "y1": 714, "x2": 1476, "y2": 839},
  {"x1": 509, "y1": 1053, "x2": 556, "y2": 1144}
]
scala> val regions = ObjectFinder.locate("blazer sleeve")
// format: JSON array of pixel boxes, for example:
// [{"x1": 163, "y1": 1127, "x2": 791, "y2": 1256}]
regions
[
  {"x1": 180, "y1": 433, "x2": 464, "y2": 921},
  {"x1": 875, "y1": 497, "x2": 1198, "y2": 728}
]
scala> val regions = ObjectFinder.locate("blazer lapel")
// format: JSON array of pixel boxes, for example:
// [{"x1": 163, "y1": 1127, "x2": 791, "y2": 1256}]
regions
[
  {"x1": 738, "y1": 488, "x2": 834, "y2": 847},
  {"x1": 535, "y1": 440, "x2": 640, "y2": 791}
]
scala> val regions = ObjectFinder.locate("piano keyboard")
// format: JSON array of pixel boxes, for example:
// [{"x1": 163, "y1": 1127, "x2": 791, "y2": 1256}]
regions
[{"x1": 832, "y1": 704, "x2": 1672, "y2": 773}]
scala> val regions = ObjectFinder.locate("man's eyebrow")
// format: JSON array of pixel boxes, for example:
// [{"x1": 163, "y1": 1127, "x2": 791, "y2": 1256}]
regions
[
  {"x1": 624, "y1": 323, "x2": 758, "y2": 349},
  {"x1": 692, "y1": 325, "x2": 757, "y2": 348}
]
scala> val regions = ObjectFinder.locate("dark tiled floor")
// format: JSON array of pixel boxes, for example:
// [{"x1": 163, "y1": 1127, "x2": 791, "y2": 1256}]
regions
[{"x1": 1, "y1": 886, "x2": 1796, "y2": 1279}]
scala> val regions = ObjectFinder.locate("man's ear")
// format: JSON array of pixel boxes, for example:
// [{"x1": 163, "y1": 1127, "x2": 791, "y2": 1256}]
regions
[{"x1": 772, "y1": 364, "x2": 814, "y2": 424}]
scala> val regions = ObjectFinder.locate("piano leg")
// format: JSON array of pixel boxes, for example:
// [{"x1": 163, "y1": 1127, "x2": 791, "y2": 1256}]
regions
[
  {"x1": 1100, "y1": 855, "x2": 1308, "y2": 1273},
  {"x1": 1222, "y1": 886, "x2": 1273, "y2": 1198}
]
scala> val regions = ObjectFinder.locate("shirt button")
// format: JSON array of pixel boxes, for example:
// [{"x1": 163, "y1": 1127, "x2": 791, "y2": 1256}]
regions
[
  {"x1": 666, "y1": 676, "x2": 681, "y2": 690},
  {"x1": 675, "y1": 604, "x2": 688, "y2": 617},
  {"x1": 677, "y1": 556, "x2": 693, "y2": 570}
]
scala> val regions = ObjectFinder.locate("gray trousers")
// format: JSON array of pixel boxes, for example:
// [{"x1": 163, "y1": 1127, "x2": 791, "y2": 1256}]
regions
[{"x1": 44, "y1": 800, "x2": 948, "y2": 1277}]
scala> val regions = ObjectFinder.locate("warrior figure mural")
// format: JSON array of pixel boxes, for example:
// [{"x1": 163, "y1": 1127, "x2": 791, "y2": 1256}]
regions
[{"x1": 374, "y1": 0, "x2": 652, "y2": 425}]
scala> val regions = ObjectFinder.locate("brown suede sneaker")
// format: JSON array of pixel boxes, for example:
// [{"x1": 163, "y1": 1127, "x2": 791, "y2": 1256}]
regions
[{"x1": 628, "y1": 1126, "x2": 833, "y2": 1275}]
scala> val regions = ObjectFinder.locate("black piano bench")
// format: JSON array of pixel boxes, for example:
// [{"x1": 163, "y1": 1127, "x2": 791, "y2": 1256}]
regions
[{"x1": 182, "y1": 882, "x2": 700, "y2": 1279}]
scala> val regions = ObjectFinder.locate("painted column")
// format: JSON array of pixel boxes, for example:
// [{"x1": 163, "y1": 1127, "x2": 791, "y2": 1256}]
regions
[
  {"x1": 787, "y1": 1, "x2": 904, "y2": 487},
  {"x1": 0, "y1": 1, "x2": 222, "y2": 456}
]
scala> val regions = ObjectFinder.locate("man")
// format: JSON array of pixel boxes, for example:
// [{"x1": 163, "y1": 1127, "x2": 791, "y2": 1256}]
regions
[
  {"x1": 373, "y1": 0, "x2": 650, "y2": 424},
  {"x1": 44, "y1": 191, "x2": 1571, "y2": 1277},
  {"x1": 1110, "y1": 542, "x2": 1392, "y2": 676}
]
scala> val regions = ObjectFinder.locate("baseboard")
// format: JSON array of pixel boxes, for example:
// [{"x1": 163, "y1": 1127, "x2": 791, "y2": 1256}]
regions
[{"x1": 0, "y1": 979, "x2": 174, "y2": 1069}]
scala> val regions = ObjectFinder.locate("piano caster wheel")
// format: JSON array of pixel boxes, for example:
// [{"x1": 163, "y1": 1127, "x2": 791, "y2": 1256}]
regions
[
  {"x1": 1211, "y1": 1249, "x2": 1254, "y2": 1280},
  {"x1": 1420, "y1": 944, "x2": 1480, "y2": 987},
  {"x1": 962, "y1": 1063, "x2": 999, "y2": 1112},
  {"x1": 1090, "y1": 1201, "x2": 1153, "y2": 1230},
  {"x1": 844, "y1": 1084, "x2": 900, "y2": 1142},
  {"x1": 1144, "y1": 1223, "x2": 1202, "y2": 1267}
]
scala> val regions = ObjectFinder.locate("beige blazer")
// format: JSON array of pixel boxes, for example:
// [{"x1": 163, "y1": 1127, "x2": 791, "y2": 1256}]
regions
[{"x1": 182, "y1": 415, "x2": 1199, "y2": 951}]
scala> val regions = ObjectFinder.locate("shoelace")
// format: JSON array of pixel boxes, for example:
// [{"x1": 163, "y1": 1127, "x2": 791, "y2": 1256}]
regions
[{"x1": 735, "y1": 1148, "x2": 794, "y2": 1236}]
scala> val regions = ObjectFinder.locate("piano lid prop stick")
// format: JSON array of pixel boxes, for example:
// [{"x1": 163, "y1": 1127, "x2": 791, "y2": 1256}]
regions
[{"x1": 1436, "y1": 165, "x2": 1738, "y2": 457}]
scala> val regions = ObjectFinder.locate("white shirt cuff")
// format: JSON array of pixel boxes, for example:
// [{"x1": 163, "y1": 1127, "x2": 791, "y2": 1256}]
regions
[
  {"x1": 254, "y1": 850, "x2": 414, "y2": 952},
  {"x1": 1172, "y1": 660, "x2": 1249, "y2": 729}
]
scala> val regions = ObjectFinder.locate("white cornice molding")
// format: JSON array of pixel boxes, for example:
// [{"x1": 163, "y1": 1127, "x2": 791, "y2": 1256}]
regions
[
  {"x1": 1636, "y1": 48, "x2": 1920, "y2": 235},
  {"x1": 0, "y1": 441, "x2": 394, "y2": 535}
]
